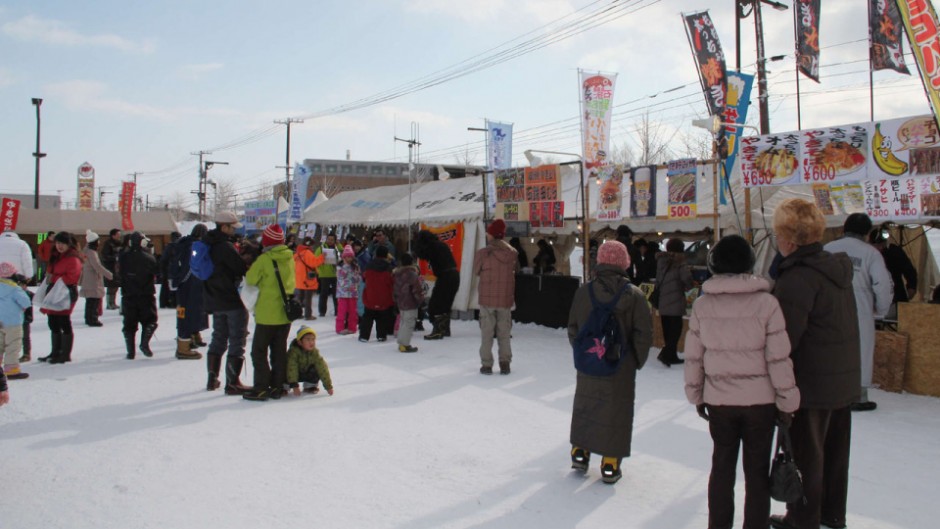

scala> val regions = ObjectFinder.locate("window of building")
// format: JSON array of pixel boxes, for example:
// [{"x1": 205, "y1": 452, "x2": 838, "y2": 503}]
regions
[
  {"x1": 326, "y1": 165, "x2": 337, "y2": 174},
  {"x1": 371, "y1": 165, "x2": 383, "y2": 175},
  {"x1": 355, "y1": 165, "x2": 368, "y2": 174},
  {"x1": 386, "y1": 166, "x2": 399, "y2": 175},
  {"x1": 310, "y1": 164, "x2": 321, "y2": 172},
  {"x1": 341, "y1": 165, "x2": 352, "y2": 174}
]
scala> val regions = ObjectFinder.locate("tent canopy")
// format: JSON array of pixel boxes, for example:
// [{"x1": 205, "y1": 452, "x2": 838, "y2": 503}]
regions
[{"x1": 13, "y1": 209, "x2": 179, "y2": 237}]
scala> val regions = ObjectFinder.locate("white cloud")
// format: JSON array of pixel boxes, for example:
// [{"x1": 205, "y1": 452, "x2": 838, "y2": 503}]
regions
[
  {"x1": 45, "y1": 80, "x2": 241, "y2": 122},
  {"x1": 179, "y1": 63, "x2": 225, "y2": 80},
  {"x1": 1, "y1": 15, "x2": 155, "y2": 53},
  {"x1": 0, "y1": 67, "x2": 15, "y2": 88}
]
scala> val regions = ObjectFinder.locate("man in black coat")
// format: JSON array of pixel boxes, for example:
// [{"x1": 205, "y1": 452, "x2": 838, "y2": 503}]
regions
[
  {"x1": 101, "y1": 228, "x2": 123, "y2": 309},
  {"x1": 869, "y1": 230, "x2": 918, "y2": 309},
  {"x1": 119, "y1": 233, "x2": 160, "y2": 359},
  {"x1": 615, "y1": 224, "x2": 640, "y2": 283},
  {"x1": 202, "y1": 211, "x2": 251, "y2": 395},
  {"x1": 159, "y1": 231, "x2": 181, "y2": 308},
  {"x1": 414, "y1": 230, "x2": 459, "y2": 340}
]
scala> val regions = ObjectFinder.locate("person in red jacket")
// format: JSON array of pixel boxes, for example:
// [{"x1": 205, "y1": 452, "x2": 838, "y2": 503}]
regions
[
  {"x1": 358, "y1": 246, "x2": 395, "y2": 342},
  {"x1": 38, "y1": 232, "x2": 83, "y2": 364},
  {"x1": 36, "y1": 231, "x2": 55, "y2": 282}
]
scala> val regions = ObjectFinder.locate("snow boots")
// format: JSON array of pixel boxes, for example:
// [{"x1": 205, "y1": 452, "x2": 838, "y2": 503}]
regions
[
  {"x1": 601, "y1": 456, "x2": 622, "y2": 484},
  {"x1": 139, "y1": 323, "x2": 156, "y2": 358},
  {"x1": 106, "y1": 290, "x2": 119, "y2": 310},
  {"x1": 424, "y1": 314, "x2": 448, "y2": 340},
  {"x1": 3, "y1": 365, "x2": 29, "y2": 380},
  {"x1": 48, "y1": 333, "x2": 73, "y2": 364},
  {"x1": 224, "y1": 356, "x2": 251, "y2": 395},
  {"x1": 191, "y1": 332, "x2": 207, "y2": 349},
  {"x1": 176, "y1": 338, "x2": 202, "y2": 360},
  {"x1": 398, "y1": 344, "x2": 418, "y2": 353},
  {"x1": 206, "y1": 354, "x2": 222, "y2": 391},
  {"x1": 38, "y1": 332, "x2": 62, "y2": 363},
  {"x1": 124, "y1": 332, "x2": 137, "y2": 359}
]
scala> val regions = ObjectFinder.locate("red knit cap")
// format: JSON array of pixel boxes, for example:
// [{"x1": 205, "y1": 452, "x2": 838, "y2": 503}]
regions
[
  {"x1": 261, "y1": 224, "x2": 285, "y2": 247},
  {"x1": 596, "y1": 240, "x2": 630, "y2": 270},
  {"x1": 486, "y1": 219, "x2": 506, "y2": 239}
]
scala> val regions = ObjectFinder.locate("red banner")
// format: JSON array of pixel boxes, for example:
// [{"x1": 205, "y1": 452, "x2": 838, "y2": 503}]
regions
[
  {"x1": 1, "y1": 197, "x2": 21, "y2": 232},
  {"x1": 418, "y1": 223, "x2": 463, "y2": 280},
  {"x1": 120, "y1": 182, "x2": 135, "y2": 231}
]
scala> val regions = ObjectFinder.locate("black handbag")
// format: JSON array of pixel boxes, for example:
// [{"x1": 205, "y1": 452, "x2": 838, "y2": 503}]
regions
[
  {"x1": 770, "y1": 425, "x2": 805, "y2": 503},
  {"x1": 272, "y1": 261, "x2": 303, "y2": 322}
]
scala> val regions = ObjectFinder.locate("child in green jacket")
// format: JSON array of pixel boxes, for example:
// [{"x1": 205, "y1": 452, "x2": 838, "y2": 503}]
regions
[{"x1": 287, "y1": 325, "x2": 334, "y2": 396}]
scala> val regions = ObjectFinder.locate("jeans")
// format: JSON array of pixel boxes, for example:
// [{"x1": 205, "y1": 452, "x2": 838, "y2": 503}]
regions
[{"x1": 206, "y1": 308, "x2": 249, "y2": 358}]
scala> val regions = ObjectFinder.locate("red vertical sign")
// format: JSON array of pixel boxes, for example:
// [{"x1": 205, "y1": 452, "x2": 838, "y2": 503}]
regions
[
  {"x1": 120, "y1": 182, "x2": 135, "y2": 231},
  {"x1": 1, "y1": 197, "x2": 21, "y2": 232}
]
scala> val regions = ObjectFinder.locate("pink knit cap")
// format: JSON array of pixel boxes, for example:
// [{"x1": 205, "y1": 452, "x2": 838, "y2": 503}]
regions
[
  {"x1": 341, "y1": 245, "x2": 355, "y2": 259},
  {"x1": 596, "y1": 240, "x2": 630, "y2": 270},
  {"x1": 0, "y1": 262, "x2": 16, "y2": 278}
]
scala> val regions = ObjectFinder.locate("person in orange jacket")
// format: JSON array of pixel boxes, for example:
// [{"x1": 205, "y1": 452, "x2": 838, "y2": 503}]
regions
[{"x1": 294, "y1": 237, "x2": 324, "y2": 321}]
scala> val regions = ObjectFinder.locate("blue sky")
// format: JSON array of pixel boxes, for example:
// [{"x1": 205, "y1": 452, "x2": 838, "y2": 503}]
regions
[{"x1": 0, "y1": 0, "x2": 933, "y2": 210}]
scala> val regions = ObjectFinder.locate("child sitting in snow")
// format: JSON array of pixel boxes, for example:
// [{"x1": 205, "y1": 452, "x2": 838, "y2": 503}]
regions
[
  {"x1": 0, "y1": 262, "x2": 33, "y2": 380},
  {"x1": 286, "y1": 325, "x2": 334, "y2": 396}
]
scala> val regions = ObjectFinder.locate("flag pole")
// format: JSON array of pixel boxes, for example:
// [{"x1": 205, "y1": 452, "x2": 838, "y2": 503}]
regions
[
  {"x1": 868, "y1": 0, "x2": 875, "y2": 121},
  {"x1": 793, "y1": 3, "x2": 803, "y2": 131}
]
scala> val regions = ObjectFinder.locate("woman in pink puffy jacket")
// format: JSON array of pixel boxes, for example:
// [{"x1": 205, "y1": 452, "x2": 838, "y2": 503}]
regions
[{"x1": 684, "y1": 234, "x2": 800, "y2": 529}]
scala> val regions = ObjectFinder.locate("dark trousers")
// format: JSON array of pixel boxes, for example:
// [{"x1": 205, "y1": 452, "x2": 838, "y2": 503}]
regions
[
  {"x1": 84, "y1": 297, "x2": 102, "y2": 324},
  {"x1": 206, "y1": 308, "x2": 248, "y2": 358},
  {"x1": 250, "y1": 323, "x2": 291, "y2": 390},
  {"x1": 22, "y1": 320, "x2": 31, "y2": 354},
  {"x1": 428, "y1": 269, "x2": 459, "y2": 318},
  {"x1": 707, "y1": 404, "x2": 777, "y2": 529},
  {"x1": 47, "y1": 314, "x2": 72, "y2": 335},
  {"x1": 292, "y1": 366, "x2": 321, "y2": 389},
  {"x1": 359, "y1": 307, "x2": 396, "y2": 340},
  {"x1": 782, "y1": 407, "x2": 852, "y2": 529},
  {"x1": 299, "y1": 289, "x2": 316, "y2": 319},
  {"x1": 318, "y1": 277, "x2": 337, "y2": 316},
  {"x1": 660, "y1": 315, "x2": 683, "y2": 361},
  {"x1": 121, "y1": 296, "x2": 157, "y2": 334}
]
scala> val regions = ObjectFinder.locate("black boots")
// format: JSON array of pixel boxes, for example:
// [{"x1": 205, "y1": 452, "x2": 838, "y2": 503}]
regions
[
  {"x1": 139, "y1": 323, "x2": 156, "y2": 358},
  {"x1": 424, "y1": 315, "x2": 448, "y2": 340},
  {"x1": 207, "y1": 354, "x2": 222, "y2": 391},
  {"x1": 224, "y1": 356, "x2": 251, "y2": 395},
  {"x1": 124, "y1": 332, "x2": 137, "y2": 359},
  {"x1": 49, "y1": 333, "x2": 73, "y2": 364},
  {"x1": 85, "y1": 299, "x2": 103, "y2": 326},
  {"x1": 443, "y1": 314, "x2": 451, "y2": 337},
  {"x1": 106, "y1": 291, "x2": 119, "y2": 310},
  {"x1": 38, "y1": 332, "x2": 62, "y2": 363}
]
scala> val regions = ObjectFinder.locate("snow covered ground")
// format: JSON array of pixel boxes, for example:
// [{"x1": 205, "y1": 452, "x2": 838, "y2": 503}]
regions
[{"x1": 2, "y1": 306, "x2": 938, "y2": 529}]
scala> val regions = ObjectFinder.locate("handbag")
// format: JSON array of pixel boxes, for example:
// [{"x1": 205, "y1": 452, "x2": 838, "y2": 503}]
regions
[
  {"x1": 272, "y1": 261, "x2": 303, "y2": 321},
  {"x1": 770, "y1": 425, "x2": 805, "y2": 503}
]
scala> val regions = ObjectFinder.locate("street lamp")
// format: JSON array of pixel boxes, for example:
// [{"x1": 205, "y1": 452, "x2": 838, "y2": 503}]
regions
[
  {"x1": 201, "y1": 160, "x2": 227, "y2": 219},
  {"x1": 31, "y1": 98, "x2": 46, "y2": 210},
  {"x1": 523, "y1": 149, "x2": 590, "y2": 281}
]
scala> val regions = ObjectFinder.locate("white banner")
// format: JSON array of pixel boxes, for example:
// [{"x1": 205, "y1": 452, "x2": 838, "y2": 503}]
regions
[
  {"x1": 486, "y1": 120, "x2": 512, "y2": 215},
  {"x1": 580, "y1": 71, "x2": 617, "y2": 178},
  {"x1": 289, "y1": 163, "x2": 311, "y2": 223}
]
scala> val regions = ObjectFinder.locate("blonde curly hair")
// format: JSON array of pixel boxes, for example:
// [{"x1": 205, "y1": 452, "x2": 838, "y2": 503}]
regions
[{"x1": 773, "y1": 198, "x2": 825, "y2": 246}]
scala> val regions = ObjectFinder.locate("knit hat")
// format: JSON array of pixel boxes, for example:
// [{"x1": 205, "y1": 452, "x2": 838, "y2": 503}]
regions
[
  {"x1": 0, "y1": 262, "x2": 16, "y2": 278},
  {"x1": 342, "y1": 245, "x2": 355, "y2": 259},
  {"x1": 708, "y1": 234, "x2": 755, "y2": 275},
  {"x1": 297, "y1": 325, "x2": 316, "y2": 341},
  {"x1": 85, "y1": 229, "x2": 99, "y2": 243},
  {"x1": 596, "y1": 240, "x2": 630, "y2": 270},
  {"x1": 486, "y1": 219, "x2": 507, "y2": 239},
  {"x1": 261, "y1": 224, "x2": 285, "y2": 247}
]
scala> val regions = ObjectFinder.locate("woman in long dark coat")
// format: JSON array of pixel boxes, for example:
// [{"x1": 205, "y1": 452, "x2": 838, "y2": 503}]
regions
[
  {"x1": 655, "y1": 238, "x2": 693, "y2": 366},
  {"x1": 567, "y1": 240, "x2": 652, "y2": 484}
]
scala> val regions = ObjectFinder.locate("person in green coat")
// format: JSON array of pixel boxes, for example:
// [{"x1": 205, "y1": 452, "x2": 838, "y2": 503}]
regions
[
  {"x1": 287, "y1": 325, "x2": 334, "y2": 396},
  {"x1": 243, "y1": 225, "x2": 296, "y2": 402}
]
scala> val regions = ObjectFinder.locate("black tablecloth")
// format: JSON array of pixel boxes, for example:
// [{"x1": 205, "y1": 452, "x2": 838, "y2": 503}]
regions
[{"x1": 513, "y1": 274, "x2": 581, "y2": 329}]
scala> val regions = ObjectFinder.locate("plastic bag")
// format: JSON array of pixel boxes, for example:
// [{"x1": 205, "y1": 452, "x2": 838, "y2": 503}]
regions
[
  {"x1": 32, "y1": 277, "x2": 49, "y2": 308},
  {"x1": 239, "y1": 281, "x2": 260, "y2": 313},
  {"x1": 40, "y1": 279, "x2": 72, "y2": 312}
]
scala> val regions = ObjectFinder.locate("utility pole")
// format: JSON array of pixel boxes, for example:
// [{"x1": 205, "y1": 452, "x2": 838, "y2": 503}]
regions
[
  {"x1": 31, "y1": 98, "x2": 46, "y2": 210},
  {"x1": 98, "y1": 187, "x2": 111, "y2": 210},
  {"x1": 191, "y1": 151, "x2": 210, "y2": 219},
  {"x1": 275, "y1": 118, "x2": 304, "y2": 221},
  {"x1": 128, "y1": 172, "x2": 141, "y2": 211},
  {"x1": 394, "y1": 123, "x2": 421, "y2": 251}
]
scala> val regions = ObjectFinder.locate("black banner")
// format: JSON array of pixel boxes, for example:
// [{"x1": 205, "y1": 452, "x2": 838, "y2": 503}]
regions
[
  {"x1": 870, "y1": 0, "x2": 910, "y2": 74},
  {"x1": 684, "y1": 11, "x2": 727, "y2": 120},
  {"x1": 795, "y1": 0, "x2": 821, "y2": 82}
]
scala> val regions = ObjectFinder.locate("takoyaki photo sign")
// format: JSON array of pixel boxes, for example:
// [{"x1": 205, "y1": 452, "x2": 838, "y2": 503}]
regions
[{"x1": 596, "y1": 165, "x2": 624, "y2": 221}]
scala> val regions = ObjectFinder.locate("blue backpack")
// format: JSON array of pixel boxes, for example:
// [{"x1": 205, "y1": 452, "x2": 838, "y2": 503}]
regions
[
  {"x1": 572, "y1": 281, "x2": 632, "y2": 377},
  {"x1": 189, "y1": 240, "x2": 215, "y2": 281}
]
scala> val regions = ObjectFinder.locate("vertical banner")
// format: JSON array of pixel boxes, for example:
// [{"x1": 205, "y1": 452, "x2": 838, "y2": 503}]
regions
[
  {"x1": 896, "y1": 0, "x2": 940, "y2": 127},
  {"x1": 486, "y1": 120, "x2": 512, "y2": 215},
  {"x1": 666, "y1": 158, "x2": 698, "y2": 219},
  {"x1": 795, "y1": 0, "x2": 822, "y2": 82},
  {"x1": 120, "y1": 182, "x2": 135, "y2": 231},
  {"x1": 595, "y1": 165, "x2": 624, "y2": 221},
  {"x1": 580, "y1": 71, "x2": 617, "y2": 177},
  {"x1": 870, "y1": 0, "x2": 911, "y2": 74},
  {"x1": 77, "y1": 162, "x2": 95, "y2": 211},
  {"x1": 1, "y1": 197, "x2": 21, "y2": 232},
  {"x1": 721, "y1": 71, "x2": 754, "y2": 204},
  {"x1": 683, "y1": 11, "x2": 728, "y2": 119},
  {"x1": 630, "y1": 165, "x2": 657, "y2": 218},
  {"x1": 289, "y1": 163, "x2": 310, "y2": 223}
]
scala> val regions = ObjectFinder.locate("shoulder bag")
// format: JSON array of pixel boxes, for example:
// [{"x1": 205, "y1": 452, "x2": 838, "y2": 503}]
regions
[
  {"x1": 272, "y1": 260, "x2": 303, "y2": 321},
  {"x1": 770, "y1": 425, "x2": 805, "y2": 503}
]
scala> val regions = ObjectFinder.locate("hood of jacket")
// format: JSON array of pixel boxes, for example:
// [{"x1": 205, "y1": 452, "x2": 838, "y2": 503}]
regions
[
  {"x1": 0, "y1": 232, "x2": 21, "y2": 241},
  {"x1": 203, "y1": 228, "x2": 231, "y2": 246},
  {"x1": 367, "y1": 258, "x2": 393, "y2": 273},
  {"x1": 702, "y1": 274, "x2": 771, "y2": 295},
  {"x1": 779, "y1": 242, "x2": 853, "y2": 290},
  {"x1": 261, "y1": 244, "x2": 294, "y2": 266}
]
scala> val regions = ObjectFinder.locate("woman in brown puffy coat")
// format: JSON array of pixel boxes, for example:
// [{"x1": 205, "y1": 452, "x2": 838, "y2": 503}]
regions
[{"x1": 79, "y1": 230, "x2": 112, "y2": 327}]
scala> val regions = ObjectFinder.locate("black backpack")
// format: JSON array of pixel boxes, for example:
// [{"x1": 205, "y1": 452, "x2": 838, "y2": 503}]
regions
[{"x1": 572, "y1": 281, "x2": 632, "y2": 376}]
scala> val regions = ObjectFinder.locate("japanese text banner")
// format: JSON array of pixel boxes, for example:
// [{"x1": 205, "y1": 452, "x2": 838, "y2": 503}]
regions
[
  {"x1": 580, "y1": 71, "x2": 617, "y2": 175},
  {"x1": 870, "y1": 0, "x2": 910, "y2": 74},
  {"x1": 684, "y1": 11, "x2": 728, "y2": 120},
  {"x1": 796, "y1": 0, "x2": 822, "y2": 82},
  {"x1": 896, "y1": 0, "x2": 940, "y2": 127}
]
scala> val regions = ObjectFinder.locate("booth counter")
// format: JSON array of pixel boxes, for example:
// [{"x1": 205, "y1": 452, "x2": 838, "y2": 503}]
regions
[{"x1": 512, "y1": 274, "x2": 581, "y2": 329}]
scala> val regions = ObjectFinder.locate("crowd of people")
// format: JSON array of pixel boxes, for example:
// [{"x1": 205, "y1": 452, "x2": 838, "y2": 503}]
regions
[{"x1": 0, "y1": 202, "x2": 923, "y2": 529}]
